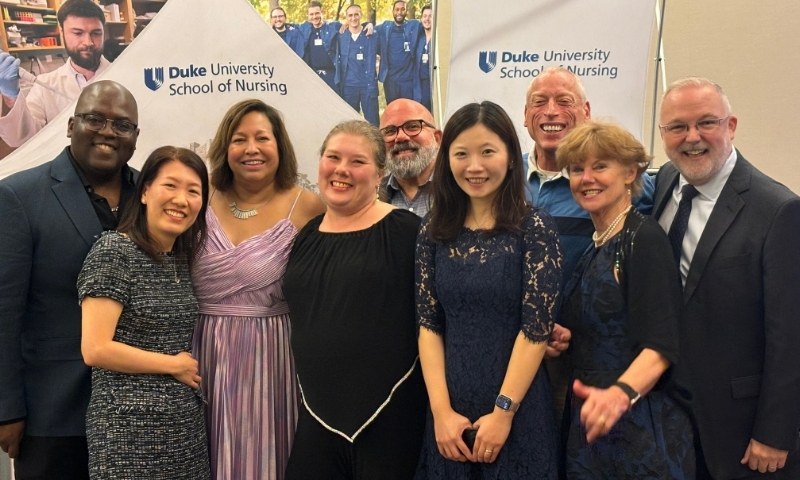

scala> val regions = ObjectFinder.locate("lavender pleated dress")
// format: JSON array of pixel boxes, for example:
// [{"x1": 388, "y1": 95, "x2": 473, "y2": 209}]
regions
[{"x1": 192, "y1": 196, "x2": 301, "y2": 480}]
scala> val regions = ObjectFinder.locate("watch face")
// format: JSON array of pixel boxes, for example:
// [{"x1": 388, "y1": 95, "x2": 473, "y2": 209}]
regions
[{"x1": 496, "y1": 395, "x2": 512, "y2": 410}]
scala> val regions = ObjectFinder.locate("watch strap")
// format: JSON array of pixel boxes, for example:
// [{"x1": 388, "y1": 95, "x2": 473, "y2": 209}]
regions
[{"x1": 613, "y1": 381, "x2": 641, "y2": 407}]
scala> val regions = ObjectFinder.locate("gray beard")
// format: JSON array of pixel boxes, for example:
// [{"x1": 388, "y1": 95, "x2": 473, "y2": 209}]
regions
[{"x1": 386, "y1": 143, "x2": 437, "y2": 180}]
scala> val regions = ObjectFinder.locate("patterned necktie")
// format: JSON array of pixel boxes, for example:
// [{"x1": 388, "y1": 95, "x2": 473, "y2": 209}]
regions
[{"x1": 668, "y1": 184, "x2": 700, "y2": 265}]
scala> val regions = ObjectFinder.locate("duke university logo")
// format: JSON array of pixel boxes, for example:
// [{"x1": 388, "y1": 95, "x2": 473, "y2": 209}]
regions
[
  {"x1": 478, "y1": 51, "x2": 497, "y2": 73},
  {"x1": 144, "y1": 67, "x2": 164, "y2": 91}
]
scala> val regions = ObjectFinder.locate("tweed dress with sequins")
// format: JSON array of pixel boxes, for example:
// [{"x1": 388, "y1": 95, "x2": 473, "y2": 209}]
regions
[{"x1": 77, "y1": 231, "x2": 210, "y2": 480}]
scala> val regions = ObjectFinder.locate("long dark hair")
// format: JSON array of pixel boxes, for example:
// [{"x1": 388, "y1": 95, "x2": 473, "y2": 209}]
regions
[
  {"x1": 428, "y1": 101, "x2": 528, "y2": 243},
  {"x1": 117, "y1": 146, "x2": 209, "y2": 267},
  {"x1": 208, "y1": 99, "x2": 298, "y2": 193}
]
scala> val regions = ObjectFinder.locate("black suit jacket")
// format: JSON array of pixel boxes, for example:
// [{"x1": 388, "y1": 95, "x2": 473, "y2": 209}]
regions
[
  {"x1": 0, "y1": 148, "x2": 135, "y2": 437},
  {"x1": 654, "y1": 151, "x2": 800, "y2": 479}
]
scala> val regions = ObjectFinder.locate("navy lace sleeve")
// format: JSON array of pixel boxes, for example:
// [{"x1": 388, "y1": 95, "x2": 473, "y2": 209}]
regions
[
  {"x1": 77, "y1": 231, "x2": 131, "y2": 307},
  {"x1": 521, "y1": 208, "x2": 563, "y2": 343},
  {"x1": 415, "y1": 215, "x2": 445, "y2": 335}
]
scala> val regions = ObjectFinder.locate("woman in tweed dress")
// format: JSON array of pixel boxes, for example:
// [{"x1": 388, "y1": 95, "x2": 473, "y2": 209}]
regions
[{"x1": 78, "y1": 147, "x2": 211, "y2": 479}]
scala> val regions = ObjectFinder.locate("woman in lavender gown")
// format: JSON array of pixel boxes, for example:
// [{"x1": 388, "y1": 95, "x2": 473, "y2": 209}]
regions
[{"x1": 192, "y1": 99, "x2": 325, "y2": 480}]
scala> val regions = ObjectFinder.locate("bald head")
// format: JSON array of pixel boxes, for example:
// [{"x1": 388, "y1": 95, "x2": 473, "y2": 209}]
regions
[
  {"x1": 75, "y1": 80, "x2": 138, "y2": 124},
  {"x1": 69, "y1": 80, "x2": 139, "y2": 181},
  {"x1": 523, "y1": 67, "x2": 591, "y2": 170},
  {"x1": 382, "y1": 99, "x2": 434, "y2": 127},
  {"x1": 380, "y1": 99, "x2": 441, "y2": 181}
]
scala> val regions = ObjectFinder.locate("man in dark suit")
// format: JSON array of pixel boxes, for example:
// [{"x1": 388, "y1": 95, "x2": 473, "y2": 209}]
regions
[
  {"x1": 654, "y1": 77, "x2": 800, "y2": 479},
  {"x1": 0, "y1": 80, "x2": 139, "y2": 479}
]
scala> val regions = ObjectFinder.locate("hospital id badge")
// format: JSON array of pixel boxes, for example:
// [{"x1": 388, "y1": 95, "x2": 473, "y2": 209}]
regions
[
  {"x1": 422, "y1": 53, "x2": 429, "y2": 63},
  {"x1": 404, "y1": 41, "x2": 410, "y2": 52},
  {"x1": 314, "y1": 38, "x2": 323, "y2": 46},
  {"x1": 356, "y1": 53, "x2": 364, "y2": 60}
]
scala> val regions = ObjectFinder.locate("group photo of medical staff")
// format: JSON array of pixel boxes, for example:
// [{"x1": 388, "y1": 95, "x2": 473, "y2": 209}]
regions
[
  {"x1": 269, "y1": 0, "x2": 434, "y2": 125},
  {"x1": 0, "y1": 0, "x2": 799, "y2": 479}
]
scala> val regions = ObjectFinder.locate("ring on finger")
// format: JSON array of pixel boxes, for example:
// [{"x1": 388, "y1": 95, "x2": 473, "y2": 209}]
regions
[
  {"x1": 597, "y1": 415, "x2": 606, "y2": 425},
  {"x1": 484, "y1": 449, "x2": 493, "y2": 455}
]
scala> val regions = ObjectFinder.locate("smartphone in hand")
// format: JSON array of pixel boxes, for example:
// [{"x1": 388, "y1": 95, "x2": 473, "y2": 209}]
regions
[{"x1": 462, "y1": 427, "x2": 478, "y2": 451}]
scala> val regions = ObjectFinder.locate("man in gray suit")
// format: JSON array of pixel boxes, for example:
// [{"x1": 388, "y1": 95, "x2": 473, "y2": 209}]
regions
[
  {"x1": 0, "y1": 80, "x2": 139, "y2": 480},
  {"x1": 654, "y1": 77, "x2": 800, "y2": 479}
]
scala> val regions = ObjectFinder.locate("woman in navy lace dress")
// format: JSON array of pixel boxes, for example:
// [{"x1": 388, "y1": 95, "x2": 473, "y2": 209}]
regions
[{"x1": 415, "y1": 101, "x2": 563, "y2": 479}]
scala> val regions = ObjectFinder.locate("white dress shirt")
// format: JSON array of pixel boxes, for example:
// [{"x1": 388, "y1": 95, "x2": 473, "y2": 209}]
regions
[{"x1": 658, "y1": 148, "x2": 738, "y2": 284}]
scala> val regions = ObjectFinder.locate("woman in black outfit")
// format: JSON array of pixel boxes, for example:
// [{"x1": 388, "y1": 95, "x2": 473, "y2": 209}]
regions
[{"x1": 283, "y1": 120, "x2": 427, "y2": 480}]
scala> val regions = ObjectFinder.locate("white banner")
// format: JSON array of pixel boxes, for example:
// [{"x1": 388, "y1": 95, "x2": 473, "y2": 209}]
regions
[
  {"x1": 446, "y1": 0, "x2": 655, "y2": 151},
  {"x1": 0, "y1": 0, "x2": 361, "y2": 186}
]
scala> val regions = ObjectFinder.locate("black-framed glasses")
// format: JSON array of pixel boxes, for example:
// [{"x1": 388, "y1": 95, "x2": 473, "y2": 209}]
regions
[
  {"x1": 74, "y1": 113, "x2": 138, "y2": 137},
  {"x1": 659, "y1": 116, "x2": 730, "y2": 136},
  {"x1": 380, "y1": 119, "x2": 435, "y2": 141}
]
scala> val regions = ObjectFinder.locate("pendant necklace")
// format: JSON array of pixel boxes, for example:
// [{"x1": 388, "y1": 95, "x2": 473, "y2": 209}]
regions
[
  {"x1": 592, "y1": 205, "x2": 631, "y2": 247},
  {"x1": 159, "y1": 251, "x2": 181, "y2": 283},
  {"x1": 229, "y1": 191, "x2": 276, "y2": 220}
]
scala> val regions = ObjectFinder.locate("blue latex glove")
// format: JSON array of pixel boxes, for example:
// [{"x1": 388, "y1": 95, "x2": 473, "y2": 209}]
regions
[{"x1": 0, "y1": 52, "x2": 21, "y2": 98}]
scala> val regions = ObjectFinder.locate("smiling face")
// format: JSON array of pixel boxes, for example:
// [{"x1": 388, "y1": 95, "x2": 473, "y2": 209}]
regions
[
  {"x1": 449, "y1": 123, "x2": 509, "y2": 206},
  {"x1": 346, "y1": 5, "x2": 362, "y2": 28},
  {"x1": 68, "y1": 82, "x2": 138, "y2": 182},
  {"x1": 308, "y1": 6, "x2": 323, "y2": 28},
  {"x1": 62, "y1": 15, "x2": 104, "y2": 71},
  {"x1": 567, "y1": 155, "x2": 636, "y2": 228},
  {"x1": 524, "y1": 71, "x2": 590, "y2": 164},
  {"x1": 393, "y1": 1, "x2": 407, "y2": 24},
  {"x1": 421, "y1": 7, "x2": 432, "y2": 30},
  {"x1": 381, "y1": 99, "x2": 441, "y2": 180},
  {"x1": 227, "y1": 111, "x2": 280, "y2": 187},
  {"x1": 660, "y1": 84, "x2": 737, "y2": 186},
  {"x1": 318, "y1": 133, "x2": 382, "y2": 214},
  {"x1": 141, "y1": 159, "x2": 204, "y2": 252},
  {"x1": 270, "y1": 8, "x2": 286, "y2": 29}
]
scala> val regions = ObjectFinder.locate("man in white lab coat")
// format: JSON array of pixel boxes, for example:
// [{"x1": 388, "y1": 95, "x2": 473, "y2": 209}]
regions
[{"x1": 0, "y1": 0, "x2": 110, "y2": 148}]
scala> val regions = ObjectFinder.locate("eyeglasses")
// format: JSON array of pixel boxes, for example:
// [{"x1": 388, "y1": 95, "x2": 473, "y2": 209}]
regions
[
  {"x1": 659, "y1": 117, "x2": 730, "y2": 136},
  {"x1": 380, "y1": 119, "x2": 435, "y2": 141},
  {"x1": 74, "y1": 113, "x2": 138, "y2": 137},
  {"x1": 271, "y1": 14, "x2": 285, "y2": 19}
]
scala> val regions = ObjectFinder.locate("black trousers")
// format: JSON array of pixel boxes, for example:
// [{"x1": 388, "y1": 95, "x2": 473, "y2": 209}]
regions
[
  {"x1": 285, "y1": 370, "x2": 427, "y2": 480},
  {"x1": 14, "y1": 436, "x2": 89, "y2": 480}
]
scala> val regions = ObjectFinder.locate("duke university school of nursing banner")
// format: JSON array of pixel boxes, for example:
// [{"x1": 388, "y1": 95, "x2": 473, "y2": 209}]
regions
[
  {"x1": 0, "y1": 0, "x2": 360, "y2": 186},
  {"x1": 446, "y1": 0, "x2": 656, "y2": 151}
]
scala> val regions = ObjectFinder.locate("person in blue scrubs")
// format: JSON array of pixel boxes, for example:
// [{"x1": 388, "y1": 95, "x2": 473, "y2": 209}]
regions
[
  {"x1": 336, "y1": 4, "x2": 380, "y2": 126},
  {"x1": 271, "y1": 8, "x2": 304, "y2": 58},
  {"x1": 412, "y1": 5, "x2": 433, "y2": 112},
  {"x1": 298, "y1": 1, "x2": 341, "y2": 91},
  {"x1": 377, "y1": 1, "x2": 421, "y2": 105}
]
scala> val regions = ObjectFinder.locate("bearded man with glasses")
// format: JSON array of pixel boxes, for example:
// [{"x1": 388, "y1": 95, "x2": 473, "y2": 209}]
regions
[
  {"x1": 0, "y1": 0, "x2": 111, "y2": 150},
  {"x1": 653, "y1": 77, "x2": 800, "y2": 480},
  {"x1": 378, "y1": 99, "x2": 441, "y2": 217},
  {"x1": 0, "y1": 80, "x2": 139, "y2": 480}
]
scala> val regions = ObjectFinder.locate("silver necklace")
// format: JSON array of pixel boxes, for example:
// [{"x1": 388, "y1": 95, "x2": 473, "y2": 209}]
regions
[
  {"x1": 592, "y1": 205, "x2": 631, "y2": 247},
  {"x1": 161, "y1": 252, "x2": 180, "y2": 284},
  {"x1": 229, "y1": 192, "x2": 276, "y2": 220}
]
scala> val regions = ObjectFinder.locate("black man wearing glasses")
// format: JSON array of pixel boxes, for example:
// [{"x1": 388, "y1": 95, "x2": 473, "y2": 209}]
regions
[{"x1": 0, "y1": 80, "x2": 139, "y2": 480}]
